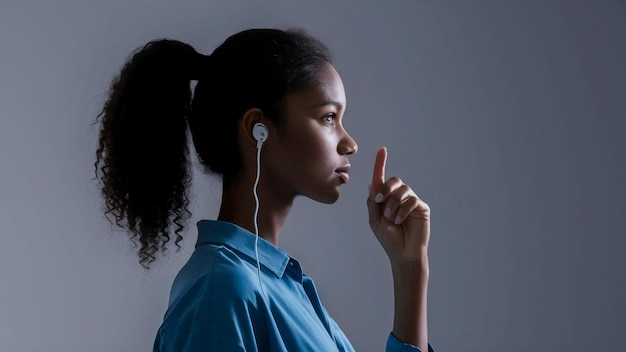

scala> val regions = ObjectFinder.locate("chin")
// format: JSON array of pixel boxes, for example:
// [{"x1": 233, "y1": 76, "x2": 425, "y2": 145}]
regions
[
  {"x1": 302, "y1": 178, "x2": 343, "y2": 204},
  {"x1": 314, "y1": 188, "x2": 341, "y2": 204}
]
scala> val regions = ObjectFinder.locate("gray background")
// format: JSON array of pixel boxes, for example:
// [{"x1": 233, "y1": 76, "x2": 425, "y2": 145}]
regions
[{"x1": 1, "y1": 1, "x2": 624, "y2": 351}]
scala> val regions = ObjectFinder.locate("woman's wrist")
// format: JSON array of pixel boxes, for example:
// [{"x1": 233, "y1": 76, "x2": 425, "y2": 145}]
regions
[
  {"x1": 390, "y1": 254, "x2": 429, "y2": 350},
  {"x1": 390, "y1": 252, "x2": 429, "y2": 277}
]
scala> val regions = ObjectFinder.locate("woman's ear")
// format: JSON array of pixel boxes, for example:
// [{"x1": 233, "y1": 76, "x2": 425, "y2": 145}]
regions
[{"x1": 239, "y1": 108, "x2": 271, "y2": 148}]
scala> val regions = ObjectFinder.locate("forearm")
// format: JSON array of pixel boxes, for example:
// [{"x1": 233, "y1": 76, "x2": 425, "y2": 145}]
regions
[{"x1": 391, "y1": 254, "x2": 429, "y2": 352}]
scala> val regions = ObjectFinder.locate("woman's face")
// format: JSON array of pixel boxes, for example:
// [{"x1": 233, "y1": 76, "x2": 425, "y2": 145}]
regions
[{"x1": 263, "y1": 63, "x2": 358, "y2": 204}]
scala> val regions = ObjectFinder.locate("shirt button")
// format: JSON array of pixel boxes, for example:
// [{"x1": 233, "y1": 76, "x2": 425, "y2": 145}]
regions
[{"x1": 289, "y1": 261, "x2": 294, "y2": 266}]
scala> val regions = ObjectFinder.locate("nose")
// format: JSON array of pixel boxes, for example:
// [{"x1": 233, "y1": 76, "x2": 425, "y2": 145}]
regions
[{"x1": 339, "y1": 128, "x2": 358, "y2": 156}]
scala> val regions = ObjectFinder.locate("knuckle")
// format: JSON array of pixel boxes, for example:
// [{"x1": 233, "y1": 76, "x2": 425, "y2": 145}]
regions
[
  {"x1": 389, "y1": 176, "x2": 402, "y2": 184},
  {"x1": 400, "y1": 187, "x2": 413, "y2": 198},
  {"x1": 406, "y1": 196, "x2": 419, "y2": 207}
]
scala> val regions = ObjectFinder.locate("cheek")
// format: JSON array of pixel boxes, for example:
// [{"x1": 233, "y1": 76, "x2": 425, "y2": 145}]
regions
[
  {"x1": 278, "y1": 122, "x2": 339, "y2": 178},
  {"x1": 297, "y1": 129, "x2": 335, "y2": 158},
  {"x1": 304, "y1": 139, "x2": 339, "y2": 181},
  {"x1": 283, "y1": 124, "x2": 320, "y2": 155}
]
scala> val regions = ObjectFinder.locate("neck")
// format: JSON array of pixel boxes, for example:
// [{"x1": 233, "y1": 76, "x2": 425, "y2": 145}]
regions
[{"x1": 217, "y1": 171, "x2": 293, "y2": 246}]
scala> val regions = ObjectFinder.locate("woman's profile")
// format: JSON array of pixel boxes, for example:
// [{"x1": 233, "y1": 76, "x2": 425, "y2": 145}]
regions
[{"x1": 94, "y1": 28, "x2": 434, "y2": 352}]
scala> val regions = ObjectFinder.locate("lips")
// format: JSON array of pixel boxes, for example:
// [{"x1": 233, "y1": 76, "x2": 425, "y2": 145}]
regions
[{"x1": 336, "y1": 164, "x2": 351, "y2": 183}]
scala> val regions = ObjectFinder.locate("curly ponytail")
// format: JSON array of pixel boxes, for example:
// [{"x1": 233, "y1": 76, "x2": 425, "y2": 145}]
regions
[
  {"x1": 95, "y1": 29, "x2": 332, "y2": 269},
  {"x1": 95, "y1": 39, "x2": 203, "y2": 269}
]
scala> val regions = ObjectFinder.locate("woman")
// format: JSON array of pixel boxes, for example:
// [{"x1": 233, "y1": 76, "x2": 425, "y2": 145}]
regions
[{"x1": 95, "y1": 28, "x2": 434, "y2": 352}]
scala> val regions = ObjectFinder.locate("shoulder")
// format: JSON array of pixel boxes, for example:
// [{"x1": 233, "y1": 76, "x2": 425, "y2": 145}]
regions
[
  {"x1": 174, "y1": 243, "x2": 261, "y2": 304},
  {"x1": 158, "y1": 244, "x2": 265, "y2": 337}
]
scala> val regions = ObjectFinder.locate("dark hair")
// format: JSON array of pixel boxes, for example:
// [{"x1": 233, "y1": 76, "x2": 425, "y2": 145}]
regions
[{"x1": 94, "y1": 28, "x2": 332, "y2": 269}]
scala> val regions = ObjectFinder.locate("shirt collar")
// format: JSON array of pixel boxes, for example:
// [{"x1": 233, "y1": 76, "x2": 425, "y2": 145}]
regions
[{"x1": 195, "y1": 219, "x2": 292, "y2": 279}]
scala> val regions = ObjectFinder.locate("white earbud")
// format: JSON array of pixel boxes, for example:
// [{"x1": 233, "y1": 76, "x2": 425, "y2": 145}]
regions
[{"x1": 252, "y1": 123, "x2": 268, "y2": 148}]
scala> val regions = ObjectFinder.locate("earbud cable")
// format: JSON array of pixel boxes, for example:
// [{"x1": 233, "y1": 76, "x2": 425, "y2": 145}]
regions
[{"x1": 253, "y1": 144, "x2": 267, "y2": 299}]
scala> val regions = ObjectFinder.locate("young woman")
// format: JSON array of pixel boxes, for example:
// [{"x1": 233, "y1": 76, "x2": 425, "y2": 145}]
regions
[{"x1": 95, "y1": 28, "x2": 434, "y2": 352}]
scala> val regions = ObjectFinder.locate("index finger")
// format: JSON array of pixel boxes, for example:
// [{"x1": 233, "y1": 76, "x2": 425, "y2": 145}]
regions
[{"x1": 371, "y1": 147, "x2": 387, "y2": 192}]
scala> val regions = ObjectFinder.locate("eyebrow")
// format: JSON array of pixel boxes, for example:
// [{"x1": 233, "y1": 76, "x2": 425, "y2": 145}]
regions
[{"x1": 308, "y1": 101, "x2": 344, "y2": 110}]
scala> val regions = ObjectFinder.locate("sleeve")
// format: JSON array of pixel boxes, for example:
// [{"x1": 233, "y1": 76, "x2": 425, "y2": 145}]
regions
[
  {"x1": 386, "y1": 333, "x2": 435, "y2": 352},
  {"x1": 154, "y1": 253, "x2": 269, "y2": 352},
  {"x1": 325, "y1": 312, "x2": 435, "y2": 352},
  {"x1": 154, "y1": 275, "x2": 261, "y2": 352}
]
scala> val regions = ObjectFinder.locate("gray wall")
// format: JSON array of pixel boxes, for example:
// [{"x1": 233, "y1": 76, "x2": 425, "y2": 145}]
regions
[{"x1": 1, "y1": 1, "x2": 624, "y2": 351}]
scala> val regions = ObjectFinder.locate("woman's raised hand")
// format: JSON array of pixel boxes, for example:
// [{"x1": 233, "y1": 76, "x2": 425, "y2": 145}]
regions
[
  {"x1": 367, "y1": 147, "x2": 431, "y2": 350},
  {"x1": 367, "y1": 147, "x2": 431, "y2": 261}
]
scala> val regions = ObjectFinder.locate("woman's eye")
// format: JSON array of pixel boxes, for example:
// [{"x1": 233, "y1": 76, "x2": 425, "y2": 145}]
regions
[{"x1": 323, "y1": 114, "x2": 336, "y2": 124}]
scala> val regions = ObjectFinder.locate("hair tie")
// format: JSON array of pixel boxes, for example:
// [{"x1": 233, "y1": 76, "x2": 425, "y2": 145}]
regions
[{"x1": 191, "y1": 53, "x2": 212, "y2": 80}]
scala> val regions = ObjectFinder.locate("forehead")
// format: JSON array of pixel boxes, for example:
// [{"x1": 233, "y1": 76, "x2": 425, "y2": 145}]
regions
[{"x1": 281, "y1": 63, "x2": 346, "y2": 112}]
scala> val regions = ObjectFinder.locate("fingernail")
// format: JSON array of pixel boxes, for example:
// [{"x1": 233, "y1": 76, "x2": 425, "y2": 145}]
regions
[
  {"x1": 384, "y1": 207, "x2": 391, "y2": 219},
  {"x1": 394, "y1": 216, "x2": 402, "y2": 224},
  {"x1": 375, "y1": 193, "x2": 383, "y2": 203}
]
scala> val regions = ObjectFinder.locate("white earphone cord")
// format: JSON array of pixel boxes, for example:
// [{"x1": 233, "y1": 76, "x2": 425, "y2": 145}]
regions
[{"x1": 253, "y1": 144, "x2": 267, "y2": 298}]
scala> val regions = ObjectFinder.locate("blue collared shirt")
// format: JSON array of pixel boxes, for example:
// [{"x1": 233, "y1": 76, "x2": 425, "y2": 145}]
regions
[{"x1": 153, "y1": 220, "x2": 433, "y2": 352}]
